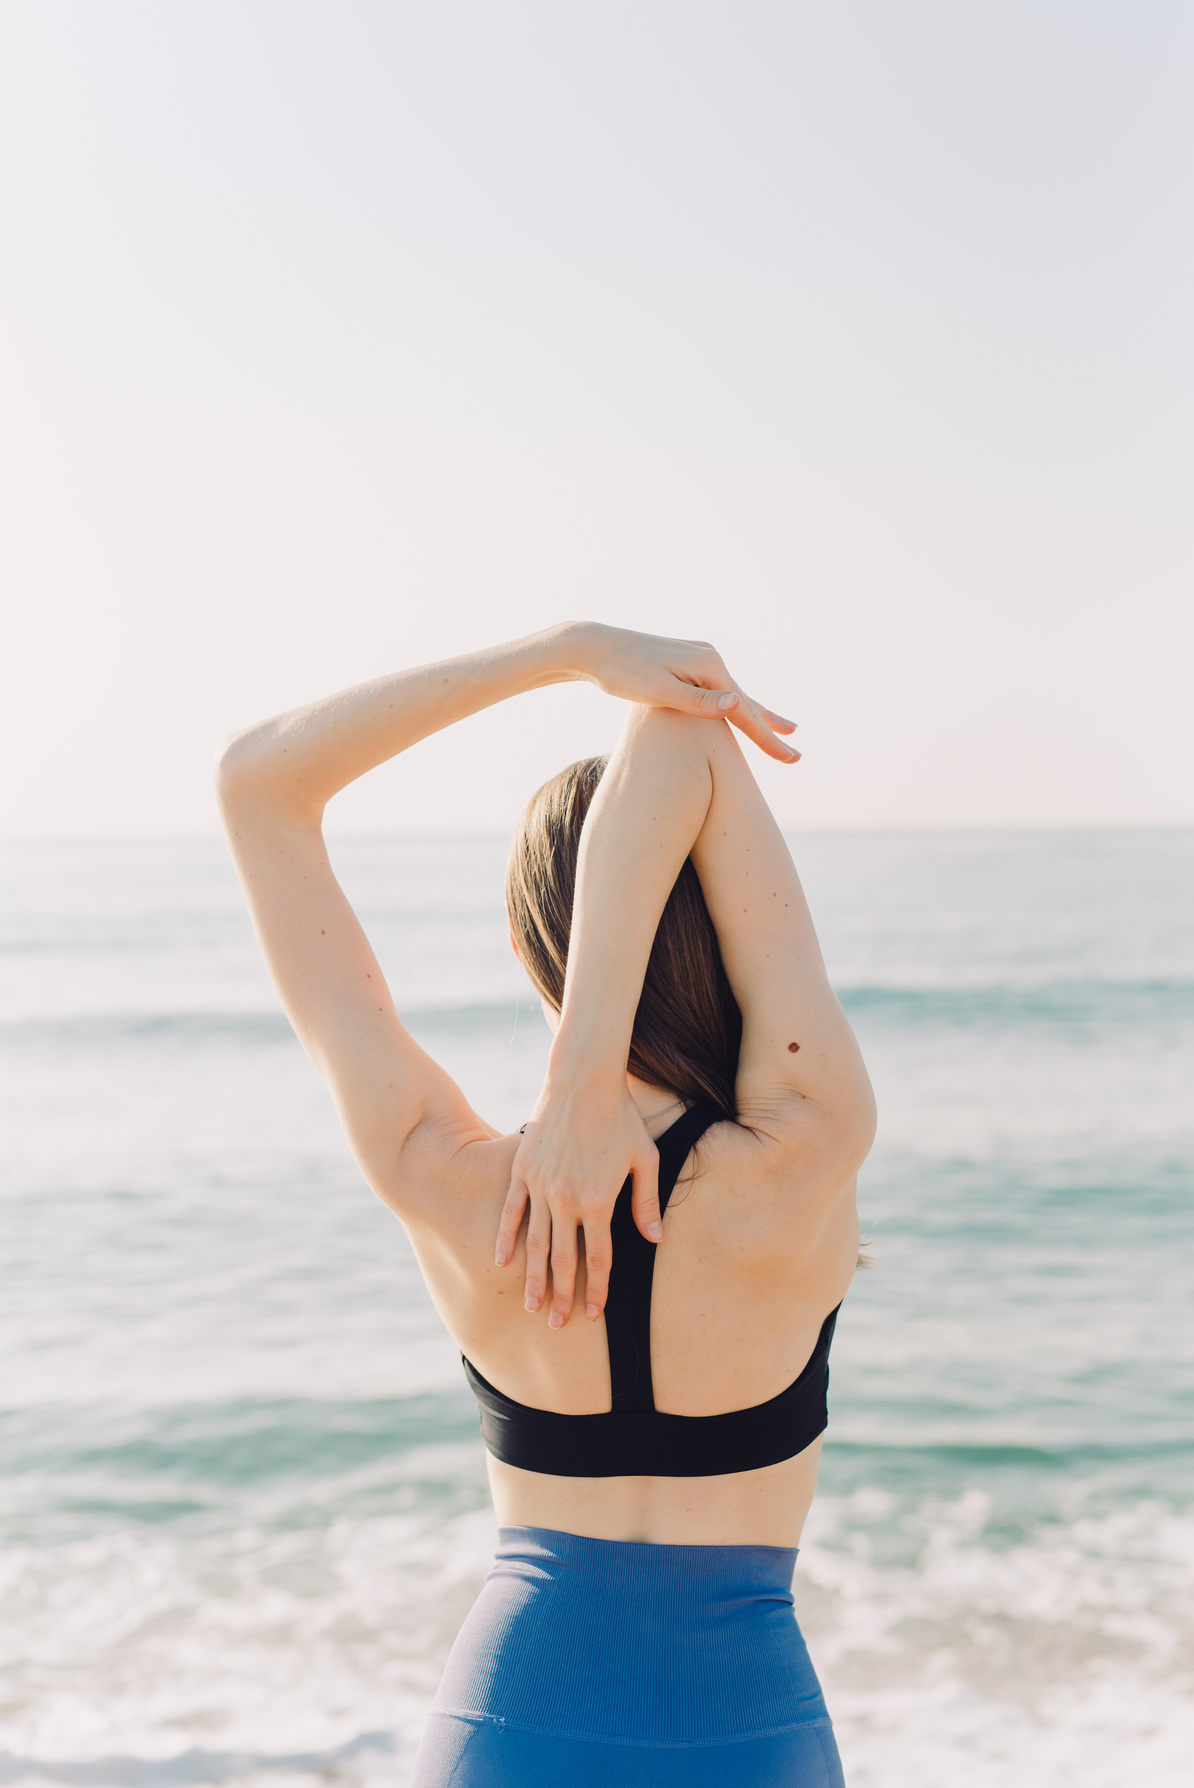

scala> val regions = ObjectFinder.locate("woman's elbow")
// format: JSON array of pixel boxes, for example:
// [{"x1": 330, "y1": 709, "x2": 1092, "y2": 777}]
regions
[
  {"x1": 802, "y1": 1072, "x2": 877, "y2": 1175},
  {"x1": 213, "y1": 724, "x2": 284, "y2": 819},
  {"x1": 842, "y1": 1077, "x2": 878, "y2": 1170},
  {"x1": 213, "y1": 729, "x2": 257, "y2": 811}
]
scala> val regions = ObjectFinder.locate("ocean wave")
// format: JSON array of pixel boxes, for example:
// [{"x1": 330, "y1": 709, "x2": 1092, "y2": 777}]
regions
[
  {"x1": 824, "y1": 1436, "x2": 1194, "y2": 1469},
  {"x1": 0, "y1": 1733, "x2": 395, "y2": 1787},
  {"x1": 0, "y1": 1003, "x2": 547, "y2": 1049},
  {"x1": 7, "y1": 1395, "x2": 1192, "y2": 1537},
  {"x1": 2, "y1": 980, "x2": 1192, "y2": 1050},
  {"x1": 1, "y1": 1396, "x2": 483, "y2": 1496},
  {"x1": 839, "y1": 979, "x2": 1194, "y2": 1026},
  {"x1": 816, "y1": 1436, "x2": 1194, "y2": 1523}
]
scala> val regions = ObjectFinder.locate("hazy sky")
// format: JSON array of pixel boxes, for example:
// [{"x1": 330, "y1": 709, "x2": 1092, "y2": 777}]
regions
[{"x1": 2, "y1": 1, "x2": 1191, "y2": 837}]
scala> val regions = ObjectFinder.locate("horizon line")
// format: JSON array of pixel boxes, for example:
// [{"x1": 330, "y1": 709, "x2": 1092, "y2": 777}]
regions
[{"x1": 3, "y1": 821, "x2": 1193, "y2": 847}]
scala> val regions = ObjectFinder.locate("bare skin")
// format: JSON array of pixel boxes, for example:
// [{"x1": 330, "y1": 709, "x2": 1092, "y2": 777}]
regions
[
  {"x1": 480, "y1": 1073, "x2": 842, "y2": 1545},
  {"x1": 217, "y1": 621, "x2": 874, "y2": 1549}
]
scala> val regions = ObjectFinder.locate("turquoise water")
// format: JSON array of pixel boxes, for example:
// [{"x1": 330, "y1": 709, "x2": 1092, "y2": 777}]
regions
[{"x1": 2, "y1": 832, "x2": 1192, "y2": 1785}]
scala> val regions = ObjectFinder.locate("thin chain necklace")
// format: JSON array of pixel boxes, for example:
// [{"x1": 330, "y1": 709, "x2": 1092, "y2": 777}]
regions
[{"x1": 518, "y1": 1096, "x2": 686, "y2": 1138}]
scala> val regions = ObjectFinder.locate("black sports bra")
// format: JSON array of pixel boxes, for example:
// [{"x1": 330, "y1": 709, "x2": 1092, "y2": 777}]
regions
[{"x1": 463, "y1": 1102, "x2": 841, "y2": 1478}]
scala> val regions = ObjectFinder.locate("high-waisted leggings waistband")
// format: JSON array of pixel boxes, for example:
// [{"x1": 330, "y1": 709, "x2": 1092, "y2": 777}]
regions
[{"x1": 411, "y1": 1526, "x2": 844, "y2": 1787}]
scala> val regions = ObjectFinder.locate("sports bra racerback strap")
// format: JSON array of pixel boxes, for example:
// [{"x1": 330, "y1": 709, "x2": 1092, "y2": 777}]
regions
[{"x1": 605, "y1": 1102, "x2": 717, "y2": 1413}]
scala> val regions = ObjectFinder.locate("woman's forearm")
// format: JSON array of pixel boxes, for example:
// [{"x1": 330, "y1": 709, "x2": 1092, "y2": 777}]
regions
[
  {"x1": 496, "y1": 684, "x2": 803, "y2": 1320},
  {"x1": 216, "y1": 623, "x2": 588, "y2": 827},
  {"x1": 498, "y1": 708, "x2": 718, "y2": 1319},
  {"x1": 217, "y1": 623, "x2": 800, "y2": 834},
  {"x1": 548, "y1": 707, "x2": 718, "y2": 1086}
]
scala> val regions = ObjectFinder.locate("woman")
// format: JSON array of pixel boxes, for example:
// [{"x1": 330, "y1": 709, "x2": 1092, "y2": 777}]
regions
[{"x1": 217, "y1": 621, "x2": 875, "y2": 1786}]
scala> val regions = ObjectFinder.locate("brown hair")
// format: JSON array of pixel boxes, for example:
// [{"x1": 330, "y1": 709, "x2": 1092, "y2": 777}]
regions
[{"x1": 506, "y1": 757, "x2": 742, "y2": 1119}]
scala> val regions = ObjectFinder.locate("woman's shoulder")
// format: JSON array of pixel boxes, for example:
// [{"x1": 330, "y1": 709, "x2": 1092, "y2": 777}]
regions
[
  {"x1": 367, "y1": 1108, "x2": 519, "y2": 1243},
  {"x1": 699, "y1": 1092, "x2": 871, "y2": 1176},
  {"x1": 677, "y1": 1104, "x2": 863, "y2": 1266}
]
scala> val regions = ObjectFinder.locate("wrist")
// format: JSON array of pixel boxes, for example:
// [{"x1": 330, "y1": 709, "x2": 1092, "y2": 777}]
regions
[
  {"x1": 544, "y1": 1026, "x2": 630, "y2": 1093},
  {"x1": 499, "y1": 621, "x2": 592, "y2": 692},
  {"x1": 542, "y1": 619, "x2": 606, "y2": 682}
]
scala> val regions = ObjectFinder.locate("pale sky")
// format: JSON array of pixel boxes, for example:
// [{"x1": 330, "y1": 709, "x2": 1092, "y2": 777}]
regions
[{"x1": 2, "y1": 1, "x2": 1191, "y2": 838}]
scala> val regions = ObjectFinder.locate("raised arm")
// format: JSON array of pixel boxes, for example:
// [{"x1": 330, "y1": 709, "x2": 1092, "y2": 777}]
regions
[
  {"x1": 500, "y1": 704, "x2": 874, "y2": 1324},
  {"x1": 216, "y1": 623, "x2": 793, "y2": 1218}
]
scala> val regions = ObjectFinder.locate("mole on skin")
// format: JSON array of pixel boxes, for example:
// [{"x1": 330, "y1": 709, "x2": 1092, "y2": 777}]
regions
[{"x1": 788, "y1": 1041, "x2": 800, "y2": 1053}]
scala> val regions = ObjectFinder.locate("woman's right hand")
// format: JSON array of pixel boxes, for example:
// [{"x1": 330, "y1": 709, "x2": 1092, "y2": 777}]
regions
[
  {"x1": 569, "y1": 623, "x2": 800, "y2": 764},
  {"x1": 495, "y1": 1069, "x2": 662, "y2": 1328}
]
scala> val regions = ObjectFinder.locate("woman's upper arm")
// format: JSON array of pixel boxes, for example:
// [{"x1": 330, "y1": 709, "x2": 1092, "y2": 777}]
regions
[
  {"x1": 219, "y1": 790, "x2": 489, "y2": 1205},
  {"x1": 690, "y1": 725, "x2": 876, "y2": 1164}
]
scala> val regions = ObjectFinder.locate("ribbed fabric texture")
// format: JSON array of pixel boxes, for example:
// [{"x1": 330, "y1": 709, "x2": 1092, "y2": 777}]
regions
[
  {"x1": 429, "y1": 1527, "x2": 835, "y2": 1746},
  {"x1": 463, "y1": 1103, "x2": 843, "y2": 1477}
]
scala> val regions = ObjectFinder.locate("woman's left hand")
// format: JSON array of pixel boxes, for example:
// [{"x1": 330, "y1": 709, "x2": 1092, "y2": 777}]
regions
[
  {"x1": 495, "y1": 1071, "x2": 662, "y2": 1327},
  {"x1": 570, "y1": 623, "x2": 800, "y2": 764}
]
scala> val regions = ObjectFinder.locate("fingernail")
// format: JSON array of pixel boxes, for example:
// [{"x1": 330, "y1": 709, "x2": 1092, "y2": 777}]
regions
[
  {"x1": 787, "y1": 748, "x2": 801, "y2": 761},
  {"x1": 494, "y1": 1248, "x2": 509, "y2": 1266},
  {"x1": 586, "y1": 1303, "x2": 600, "y2": 1320},
  {"x1": 548, "y1": 1310, "x2": 564, "y2": 1328},
  {"x1": 647, "y1": 1220, "x2": 663, "y2": 1240},
  {"x1": 717, "y1": 692, "x2": 736, "y2": 711},
  {"x1": 525, "y1": 1295, "x2": 541, "y2": 1312}
]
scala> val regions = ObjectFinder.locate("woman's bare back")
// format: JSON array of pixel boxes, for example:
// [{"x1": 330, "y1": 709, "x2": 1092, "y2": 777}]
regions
[{"x1": 397, "y1": 1087, "x2": 859, "y2": 1546}]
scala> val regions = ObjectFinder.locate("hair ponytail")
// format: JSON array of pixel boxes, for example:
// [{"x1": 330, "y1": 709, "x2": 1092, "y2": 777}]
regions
[{"x1": 506, "y1": 757, "x2": 741, "y2": 1119}]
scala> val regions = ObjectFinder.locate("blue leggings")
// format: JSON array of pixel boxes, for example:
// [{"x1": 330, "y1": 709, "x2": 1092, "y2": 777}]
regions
[{"x1": 411, "y1": 1526, "x2": 844, "y2": 1786}]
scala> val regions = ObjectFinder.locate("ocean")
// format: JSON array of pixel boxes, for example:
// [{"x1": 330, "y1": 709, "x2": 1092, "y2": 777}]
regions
[{"x1": 2, "y1": 830, "x2": 1192, "y2": 1786}]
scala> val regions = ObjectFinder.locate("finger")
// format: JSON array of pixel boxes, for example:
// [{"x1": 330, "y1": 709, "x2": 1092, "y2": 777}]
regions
[
  {"x1": 630, "y1": 1149, "x2": 663, "y2": 1245},
  {"x1": 548, "y1": 1212, "x2": 579, "y2": 1328},
  {"x1": 580, "y1": 1213, "x2": 612, "y2": 1320},
  {"x1": 671, "y1": 682, "x2": 741, "y2": 718},
  {"x1": 728, "y1": 698, "x2": 801, "y2": 763},
  {"x1": 523, "y1": 1199, "x2": 552, "y2": 1314},
  {"x1": 758, "y1": 704, "x2": 797, "y2": 735},
  {"x1": 495, "y1": 1177, "x2": 528, "y2": 1268}
]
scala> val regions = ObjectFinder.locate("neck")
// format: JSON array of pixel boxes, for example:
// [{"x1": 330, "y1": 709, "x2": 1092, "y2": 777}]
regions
[{"x1": 627, "y1": 1073, "x2": 686, "y2": 1134}]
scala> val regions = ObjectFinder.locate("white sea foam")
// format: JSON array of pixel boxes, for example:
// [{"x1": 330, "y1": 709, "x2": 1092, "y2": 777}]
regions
[
  {"x1": 4, "y1": 1490, "x2": 1192, "y2": 1786},
  {"x1": 800, "y1": 1491, "x2": 1194, "y2": 1787}
]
